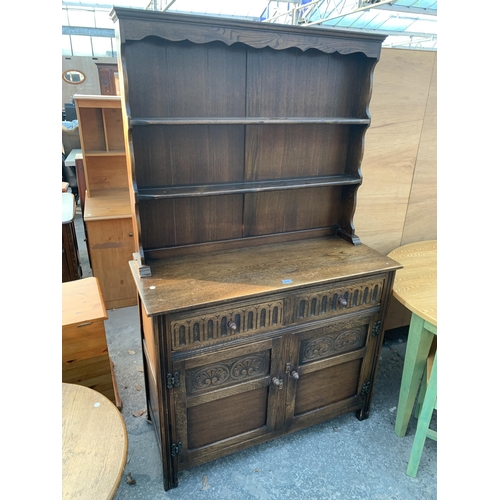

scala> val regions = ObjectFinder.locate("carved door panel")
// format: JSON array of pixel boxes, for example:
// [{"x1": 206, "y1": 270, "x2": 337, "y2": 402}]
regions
[
  {"x1": 284, "y1": 312, "x2": 379, "y2": 431},
  {"x1": 172, "y1": 336, "x2": 287, "y2": 469}
]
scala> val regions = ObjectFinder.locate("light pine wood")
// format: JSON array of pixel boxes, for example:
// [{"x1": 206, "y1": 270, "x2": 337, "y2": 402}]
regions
[
  {"x1": 73, "y1": 94, "x2": 123, "y2": 108},
  {"x1": 62, "y1": 383, "x2": 128, "y2": 500},
  {"x1": 85, "y1": 218, "x2": 137, "y2": 309},
  {"x1": 401, "y1": 54, "x2": 437, "y2": 246},
  {"x1": 62, "y1": 277, "x2": 107, "y2": 326},
  {"x1": 62, "y1": 278, "x2": 119, "y2": 405},
  {"x1": 356, "y1": 49, "x2": 437, "y2": 255},
  {"x1": 85, "y1": 156, "x2": 128, "y2": 194},
  {"x1": 84, "y1": 188, "x2": 132, "y2": 220},
  {"x1": 387, "y1": 240, "x2": 436, "y2": 326},
  {"x1": 75, "y1": 94, "x2": 138, "y2": 309}
]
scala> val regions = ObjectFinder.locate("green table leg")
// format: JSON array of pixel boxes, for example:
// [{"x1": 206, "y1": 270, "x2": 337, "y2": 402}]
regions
[
  {"x1": 394, "y1": 313, "x2": 434, "y2": 438},
  {"x1": 406, "y1": 350, "x2": 437, "y2": 477}
]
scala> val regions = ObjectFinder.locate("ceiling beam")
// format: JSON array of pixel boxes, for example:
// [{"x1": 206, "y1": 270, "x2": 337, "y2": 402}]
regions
[
  {"x1": 375, "y1": 4, "x2": 437, "y2": 16},
  {"x1": 304, "y1": 0, "x2": 396, "y2": 26}
]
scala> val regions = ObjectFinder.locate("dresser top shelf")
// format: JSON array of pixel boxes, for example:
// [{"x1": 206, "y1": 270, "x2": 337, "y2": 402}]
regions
[{"x1": 131, "y1": 236, "x2": 401, "y2": 316}]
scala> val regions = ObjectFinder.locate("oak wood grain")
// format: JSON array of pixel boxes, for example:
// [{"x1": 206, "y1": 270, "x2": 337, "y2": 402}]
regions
[
  {"x1": 112, "y1": 7, "x2": 385, "y2": 58},
  {"x1": 132, "y1": 236, "x2": 400, "y2": 316},
  {"x1": 62, "y1": 383, "x2": 127, "y2": 500},
  {"x1": 387, "y1": 240, "x2": 436, "y2": 326}
]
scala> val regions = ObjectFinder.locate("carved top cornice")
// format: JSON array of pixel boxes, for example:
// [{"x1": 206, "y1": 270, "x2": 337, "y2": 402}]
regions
[{"x1": 111, "y1": 7, "x2": 385, "y2": 59}]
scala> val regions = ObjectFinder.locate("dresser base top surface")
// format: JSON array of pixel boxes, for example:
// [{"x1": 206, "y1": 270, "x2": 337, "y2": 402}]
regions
[{"x1": 130, "y1": 236, "x2": 401, "y2": 316}]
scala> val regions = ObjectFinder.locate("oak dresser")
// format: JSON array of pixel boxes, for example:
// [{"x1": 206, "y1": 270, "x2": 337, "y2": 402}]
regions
[{"x1": 111, "y1": 7, "x2": 401, "y2": 490}]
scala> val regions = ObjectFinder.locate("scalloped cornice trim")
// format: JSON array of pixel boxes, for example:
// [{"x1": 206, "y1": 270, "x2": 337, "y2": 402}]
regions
[{"x1": 111, "y1": 7, "x2": 384, "y2": 59}]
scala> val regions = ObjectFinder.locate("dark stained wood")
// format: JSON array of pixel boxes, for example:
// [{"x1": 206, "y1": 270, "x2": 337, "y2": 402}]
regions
[
  {"x1": 243, "y1": 187, "x2": 342, "y2": 237},
  {"x1": 131, "y1": 125, "x2": 245, "y2": 189},
  {"x1": 111, "y1": 8, "x2": 385, "y2": 58},
  {"x1": 246, "y1": 48, "x2": 371, "y2": 118},
  {"x1": 131, "y1": 117, "x2": 370, "y2": 125},
  {"x1": 131, "y1": 236, "x2": 400, "y2": 317},
  {"x1": 96, "y1": 63, "x2": 119, "y2": 95},
  {"x1": 245, "y1": 125, "x2": 351, "y2": 180},
  {"x1": 138, "y1": 195, "x2": 243, "y2": 249},
  {"x1": 187, "y1": 388, "x2": 269, "y2": 449},
  {"x1": 112, "y1": 8, "x2": 396, "y2": 491},
  {"x1": 294, "y1": 358, "x2": 362, "y2": 415},
  {"x1": 137, "y1": 175, "x2": 361, "y2": 199},
  {"x1": 125, "y1": 39, "x2": 246, "y2": 119},
  {"x1": 62, "y1": 193, "x2": 82, "y2": 282}
]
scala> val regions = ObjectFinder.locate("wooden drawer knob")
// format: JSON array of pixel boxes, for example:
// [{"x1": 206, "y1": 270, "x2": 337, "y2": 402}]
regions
[{"x1": 272, "y1": 377, "x2": 283, "y2": 389}]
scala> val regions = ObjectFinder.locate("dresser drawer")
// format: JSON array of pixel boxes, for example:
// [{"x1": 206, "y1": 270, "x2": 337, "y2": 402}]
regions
[
  {"x1": 170, "y1": 298, "x2": 284, "y2": 351},
  {"x1": 290, "y1": 276, "x2": 385, "y2": 325}
]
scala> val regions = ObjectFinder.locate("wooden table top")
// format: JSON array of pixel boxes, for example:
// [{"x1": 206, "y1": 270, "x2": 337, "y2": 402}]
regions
[
  {"x1": 62, "y1": 277, "x2": 108, "y2": 327},
  {"x1": 62, "y1": 383, "x2": 128, "y2": 500},
  {"x1": 387, "y1": 240, "x2": 436, "y2": 326}
]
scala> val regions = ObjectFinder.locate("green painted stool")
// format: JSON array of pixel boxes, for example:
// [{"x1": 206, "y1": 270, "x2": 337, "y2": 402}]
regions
[
  {"x1": 387, "y1": 240, "x2": 437, "y2": 478},
  {"x1": 394, "y1": 314, "x2": 437, "y2": 477}
]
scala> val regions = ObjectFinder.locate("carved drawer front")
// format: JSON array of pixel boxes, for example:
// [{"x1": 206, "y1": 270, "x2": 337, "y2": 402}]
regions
[
  {"x1": 291, "y1": 276, "x2": 384, "y2": 325},
  {"x1": 170, "y1": 299, "x2": 284, "y2": 350}
]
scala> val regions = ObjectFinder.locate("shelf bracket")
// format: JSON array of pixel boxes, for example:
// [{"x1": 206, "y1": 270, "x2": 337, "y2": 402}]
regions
[{"x1": 133, "y1": 252, "x2": 151, "y2": 277}]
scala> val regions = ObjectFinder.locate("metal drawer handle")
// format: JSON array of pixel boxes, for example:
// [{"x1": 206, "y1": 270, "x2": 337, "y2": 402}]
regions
[
  {"x1": 338, "y1": 297, "x2": 347, "y2": 306},
  {"x1": 291, "y1": 371, "x2": 300, "y2": 380},
  {"x1": 228, "y1": 321, "x2": 237, "y2": 331}
]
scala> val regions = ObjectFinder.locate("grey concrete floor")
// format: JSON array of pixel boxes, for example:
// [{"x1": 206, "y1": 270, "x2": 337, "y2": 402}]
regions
[{"x1": 73, "y1": 203, "x2": 437, "y2": 500}]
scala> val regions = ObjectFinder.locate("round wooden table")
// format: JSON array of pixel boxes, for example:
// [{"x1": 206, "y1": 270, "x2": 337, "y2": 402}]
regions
[
  {"x1": 388, "y1": 240, "x2": 437, "y2": 477},
  {"x1": 62, "y1": 383, "x2": 128, "y2": 499},
  {"x1": 388, "y1": 240, "x2": 436, "y2": 327}
]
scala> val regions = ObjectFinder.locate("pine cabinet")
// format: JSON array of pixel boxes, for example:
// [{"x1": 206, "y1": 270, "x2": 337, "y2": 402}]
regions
[
  {"x1": 111, "y1": 7, "x2": 401, "y2": 490},
  {"x1": 74, "y1": 95, "x2": 137, "y2": 309}
]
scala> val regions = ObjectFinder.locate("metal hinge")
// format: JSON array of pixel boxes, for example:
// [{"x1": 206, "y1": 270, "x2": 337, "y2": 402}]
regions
[
  {"x1": 371, "y1": 320, "x2": 382, "y2": 336},
  {"x1": 171, "y1": 442, "x2": 182, "y2": 457},
  {"x1": 166, "y1": 372, "x2": 180, "y2": 390}
]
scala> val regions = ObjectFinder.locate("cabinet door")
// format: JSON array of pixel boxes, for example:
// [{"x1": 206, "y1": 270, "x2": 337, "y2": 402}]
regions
[
  {"x1": 85, "y1": 217, "x2": 137, "y2": 309},
  {"x1": 284, "y1": 312, "x2": 378, "y2": 431},
  {"x1": 172, "y1": 337, "x2": 286, "y2": 470}
]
